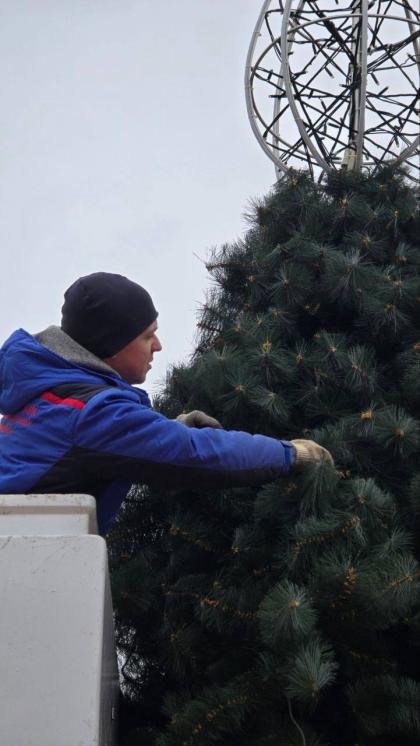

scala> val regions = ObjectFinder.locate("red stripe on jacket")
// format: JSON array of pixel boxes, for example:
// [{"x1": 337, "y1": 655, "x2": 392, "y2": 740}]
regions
[
  {"x1": 3, "y1": 414, "x2": 32, "y2": 426},
  {"x1": 41, "y1": 392, "x2": 86, "y2": 409},
  {"x1": 23, "y1": 405, "x2": 37, "y2": 416}
]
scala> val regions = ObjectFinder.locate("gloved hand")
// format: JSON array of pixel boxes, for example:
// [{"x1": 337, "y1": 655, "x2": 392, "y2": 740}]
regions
[
  {"x1": 176, "y1": 410, "x2": 222, "y2": 429},
  {"x1": 290, "y1": 439, "x2": 334, "y2": 468}
]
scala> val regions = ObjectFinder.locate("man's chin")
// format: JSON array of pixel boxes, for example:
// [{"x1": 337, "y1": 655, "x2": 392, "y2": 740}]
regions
[{"x1": 124, "y1": 372, "x2": 146, "y2": 386}]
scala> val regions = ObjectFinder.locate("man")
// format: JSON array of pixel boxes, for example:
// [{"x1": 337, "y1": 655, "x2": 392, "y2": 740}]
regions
[{"x1": 0, "y1": 272, "x2": 332, "y2": 534}]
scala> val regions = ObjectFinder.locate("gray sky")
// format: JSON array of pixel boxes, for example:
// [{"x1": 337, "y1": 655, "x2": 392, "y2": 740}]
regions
[{"x1": 0, "y1": 0, "x2": 274, "y2": 397}]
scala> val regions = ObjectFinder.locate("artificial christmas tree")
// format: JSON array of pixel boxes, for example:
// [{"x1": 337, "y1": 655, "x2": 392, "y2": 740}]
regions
[{"x1": 109, "y1": 167, "x2": 420, "y2": 745}]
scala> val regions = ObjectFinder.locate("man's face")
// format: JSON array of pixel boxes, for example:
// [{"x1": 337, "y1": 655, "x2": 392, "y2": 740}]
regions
[{"x1": 104, "y1": 320, "x2": 162, "y2": 384}]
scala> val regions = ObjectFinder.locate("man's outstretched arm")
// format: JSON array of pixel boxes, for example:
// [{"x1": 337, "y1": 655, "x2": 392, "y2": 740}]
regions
[{"x1": 73, "y1": 388, "x2": 298, "y2": 490}]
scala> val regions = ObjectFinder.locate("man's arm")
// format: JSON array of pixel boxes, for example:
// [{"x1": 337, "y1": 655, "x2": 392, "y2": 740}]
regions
[
  {"x1": 177, "y1": 410, "x2": 334, "y2": 466},
  {"x1": 73, "y1": 389, "x2": 296, "y2": 490}
]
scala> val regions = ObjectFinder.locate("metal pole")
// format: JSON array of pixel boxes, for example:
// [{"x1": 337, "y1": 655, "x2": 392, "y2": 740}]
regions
[
  {"x1": 355, "y1": 0, "x2": 368, "y2": 170},
  {"x1": 342, "y1": 1, "x2": 368, "y2": 171}
]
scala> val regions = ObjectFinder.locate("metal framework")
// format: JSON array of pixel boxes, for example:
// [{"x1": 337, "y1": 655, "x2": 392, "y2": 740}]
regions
[{"x1": 245, "y1": 0, "x2": 420, "y2": 180}]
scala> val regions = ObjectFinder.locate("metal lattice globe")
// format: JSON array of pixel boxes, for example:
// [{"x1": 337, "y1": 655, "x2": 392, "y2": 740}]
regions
[{"x1": 245, "y1": 0, "x2": 420, "y2": 181}]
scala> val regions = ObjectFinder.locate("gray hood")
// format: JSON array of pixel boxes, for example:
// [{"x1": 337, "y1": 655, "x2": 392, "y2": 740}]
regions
[{"x1": 34, "y1": 326, "x2": 121, "y2": 378}]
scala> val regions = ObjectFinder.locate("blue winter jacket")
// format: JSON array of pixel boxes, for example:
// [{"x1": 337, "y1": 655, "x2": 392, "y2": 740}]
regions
[{"x1": 0, "y1": 327, "x2": 296, "y2": 535}]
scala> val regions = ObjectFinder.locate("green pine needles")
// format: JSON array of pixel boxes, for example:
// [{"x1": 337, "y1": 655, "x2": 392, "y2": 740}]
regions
[{"x1": 109, "y1": 168, "x2": 420, "y2": 746}]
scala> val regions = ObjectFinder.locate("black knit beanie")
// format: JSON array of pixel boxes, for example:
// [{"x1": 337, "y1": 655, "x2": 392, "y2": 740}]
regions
[{"x1": 61, "y1": 272, "x2": 158, "y2": 358}]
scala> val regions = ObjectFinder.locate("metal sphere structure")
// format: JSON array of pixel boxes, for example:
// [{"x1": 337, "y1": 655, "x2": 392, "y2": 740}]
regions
[{"x1": 245, "y1": 0, "x2": 420, "y2": 181}]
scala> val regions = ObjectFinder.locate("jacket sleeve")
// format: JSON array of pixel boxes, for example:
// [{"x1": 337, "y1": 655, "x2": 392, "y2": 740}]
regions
[{"x1": 73, "y1": 388, "x2": 296, "y2": 490}]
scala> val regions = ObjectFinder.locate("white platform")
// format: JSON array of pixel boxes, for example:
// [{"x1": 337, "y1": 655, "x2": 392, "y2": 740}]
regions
[
  {"x1": 0, "y1": 493, "x2": 98, "y2": 535},
  {"x1": 0, "y1": 494, "x2": 119, "y2": 746}
]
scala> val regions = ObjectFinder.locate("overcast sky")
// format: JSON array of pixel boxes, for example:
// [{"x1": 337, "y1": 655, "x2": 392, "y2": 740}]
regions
[{"x1": 0, "y1": 0, "x2": 276, "y2": 397}]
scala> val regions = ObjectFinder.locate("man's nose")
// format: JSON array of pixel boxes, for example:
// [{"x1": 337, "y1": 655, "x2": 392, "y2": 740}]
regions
[{"x1": 153, "y1": 336, "x2": 162, "y2": 352}]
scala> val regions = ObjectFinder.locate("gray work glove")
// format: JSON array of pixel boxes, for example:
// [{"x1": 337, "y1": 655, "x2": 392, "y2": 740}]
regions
[
  {"x1": 290, "y1": 439, "x2": 334, "y2": 468},
  {"x1": 176, "y1": 410, "x2": 222, "y2": 429}
]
